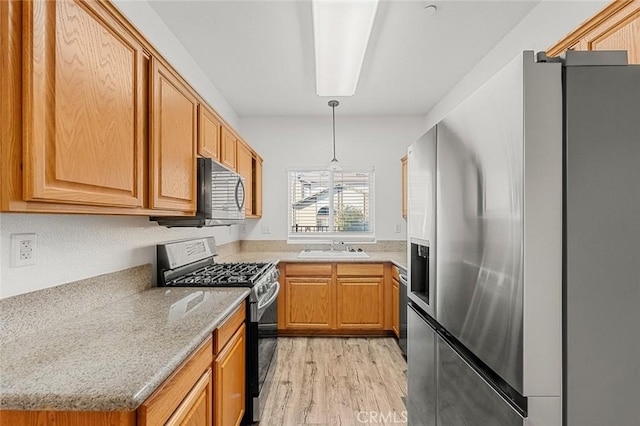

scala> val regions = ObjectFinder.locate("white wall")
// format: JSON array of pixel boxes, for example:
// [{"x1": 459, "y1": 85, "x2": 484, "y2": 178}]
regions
[
  {"x1": 0, "y1": 214, "x2": 239, "y2": 299},
  {"x1": 423, "y1": 0, "x2": 608, "y2": 131},
  {"x1": 112, "y1": 0, "x2": 240, "y2": 129},
  {"x1": 239, "y1": 116, "x2": 424, "y2": 242}
]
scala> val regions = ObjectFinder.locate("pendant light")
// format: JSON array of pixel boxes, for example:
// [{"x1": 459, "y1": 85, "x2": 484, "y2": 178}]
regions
[{"x1": 328, "y1": 100, "x2": 342, "y2": 171}]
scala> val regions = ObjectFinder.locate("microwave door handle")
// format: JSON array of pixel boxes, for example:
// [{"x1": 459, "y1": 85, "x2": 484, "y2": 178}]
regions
[{"x1": 235, "y1": 178, "x2": 245, "y2": 212}]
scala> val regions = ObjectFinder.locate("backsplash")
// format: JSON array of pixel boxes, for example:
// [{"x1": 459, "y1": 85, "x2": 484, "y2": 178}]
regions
[
  {"x1": 239, "y1": 240, "x2": 406, "y2": 252},
  {"x1": 0, "y1": 265, "x2": 152, "y2": 342}
]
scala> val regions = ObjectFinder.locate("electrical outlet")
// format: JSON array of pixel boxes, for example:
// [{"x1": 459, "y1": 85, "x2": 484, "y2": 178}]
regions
[
  {"x1": 261, "y1": 224, "x2": 271, "y2": 234},
  {"x1": 395, "y1": 224, "x2": 402, "y2": 233},
  {"x1": 11, "y1": 233, "x2": 37, "y2": 267},
  {"x1": 240, "y1": 224, "x2": 247, "y2": 234}
]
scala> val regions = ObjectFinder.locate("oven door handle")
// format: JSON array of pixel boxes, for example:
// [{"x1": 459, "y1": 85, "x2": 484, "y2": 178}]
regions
[{"x1": 258, "y1": 280, "x2": 280, "y2": 311}]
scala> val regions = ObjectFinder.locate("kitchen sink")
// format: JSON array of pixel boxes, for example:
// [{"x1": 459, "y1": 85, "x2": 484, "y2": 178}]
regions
[{"x1": 297, "y1": 250, "x2": 370, "y2": 259}]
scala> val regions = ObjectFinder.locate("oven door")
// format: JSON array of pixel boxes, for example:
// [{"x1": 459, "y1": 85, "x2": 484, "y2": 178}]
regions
[
  {"x1": 258, "y1": 281, "x2": 279, "y2": 394},
  {"x1": 246, "y1": 280, "x2": 280, "y2": 423}
]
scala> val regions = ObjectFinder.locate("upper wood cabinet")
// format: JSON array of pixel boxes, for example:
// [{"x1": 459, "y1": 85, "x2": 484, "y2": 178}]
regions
[
  {"x1": 547, "y1": 0, "x2": 640, "y2": 64},
  {"x1": 254, "y1": 156, "x2": 263, "y2": 218},
  {"x1": 1, "y1": 0, "x2": 263, "y2": 216},
  {"x1": 21, "y1": 0, "x2": 146, "y2": 207},
  {"x1": 198, "y1": 104, "x2": 222, "y2": 161},
  {"x1": 149, "y1": 58, "x2": 198, "y2": 212},
  {"x1": 401, "y1": 155, "x2": 407, "y2": 218},
  {"x1": 236, "y1": 141, "x2": 253, "y2": 216},
  {"x1": 221, "y1": 126, "x2": 237, "y2": 170}
]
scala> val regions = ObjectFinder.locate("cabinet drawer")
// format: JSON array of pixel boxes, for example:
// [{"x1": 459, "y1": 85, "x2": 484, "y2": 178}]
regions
[
  {"x1": 337, "y1": 263, "x2": 384, "y2": 277},
  {"x1": 214, "y1": 303, "x2": 246, "y2": 354},
  {"x1": 285, "y1": 263, "x2": 332, "y2": 277}
]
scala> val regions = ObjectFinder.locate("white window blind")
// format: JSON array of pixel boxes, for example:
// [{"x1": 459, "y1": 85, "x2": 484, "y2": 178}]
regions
[{"x1": 288, "y1": 168, "x2": 375, "y2": 242}]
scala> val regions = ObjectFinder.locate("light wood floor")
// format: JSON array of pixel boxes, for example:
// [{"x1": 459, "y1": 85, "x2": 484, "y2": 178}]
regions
[{"x1": 260, "y1": 337, "x2": 408, "y2": 426}]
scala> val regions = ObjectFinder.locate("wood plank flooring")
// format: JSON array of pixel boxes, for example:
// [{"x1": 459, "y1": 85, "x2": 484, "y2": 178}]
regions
[{"x1": 260, "y1": 337, "x2": 408, "y2": 426}]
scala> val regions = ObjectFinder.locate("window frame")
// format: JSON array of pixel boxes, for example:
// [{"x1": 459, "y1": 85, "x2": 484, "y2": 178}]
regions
[{"x1": 286, "y1": 166, "x2": 376, "y2": 243}]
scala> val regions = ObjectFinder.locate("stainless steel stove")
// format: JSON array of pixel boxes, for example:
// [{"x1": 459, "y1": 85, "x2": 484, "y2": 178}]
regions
[{"x1": 157, "y1": 237, "x2": 279, "y2": 424}]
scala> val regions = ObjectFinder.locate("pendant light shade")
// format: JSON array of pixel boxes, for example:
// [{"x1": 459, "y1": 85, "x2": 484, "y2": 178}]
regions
[{"x1": 328, "y1": 100, "x2": 342, "y2": 171}]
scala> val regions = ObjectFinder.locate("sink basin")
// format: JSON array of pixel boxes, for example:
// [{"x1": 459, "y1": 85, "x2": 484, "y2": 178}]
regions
[{"x1": 297, "y1": 250, "x2": 370, "y2": 259}]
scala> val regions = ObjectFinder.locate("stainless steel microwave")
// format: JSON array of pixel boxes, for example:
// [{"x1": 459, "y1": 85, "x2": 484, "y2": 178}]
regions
[{"x1": 152, "y1": 158, "x2": 245, "y2": 227}]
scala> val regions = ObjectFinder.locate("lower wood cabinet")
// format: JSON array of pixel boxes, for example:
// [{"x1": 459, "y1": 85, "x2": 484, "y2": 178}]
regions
[
  {"x1": 213, "y1": 303, "x2": 246, "y2": 426},
  {"x1": 336, "y1": 277, "x2": 384, "y2": 329},
  {"x1": 391, "y1": 266, "x2": 400, "y2": 338},
  {"x1": 280, "y1": 263, "x2": 391, "y2": 334},
  {"x1": 138, "y1": 338, "x2": 213, "y2": 426},
  {"x1": 214, "y1": 323, "x2": 246, "y2": 426},
  {"x1": 166, "y1": 369, "x2": 212, "y2": 426},
  {"x1": 285, "y1": 277, "x2": 334, "y2": 329}
]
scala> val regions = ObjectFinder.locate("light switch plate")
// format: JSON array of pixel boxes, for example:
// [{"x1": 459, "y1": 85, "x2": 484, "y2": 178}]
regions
[{"x1": 11, "y1": 233, "x2": 37, "y2": 267}]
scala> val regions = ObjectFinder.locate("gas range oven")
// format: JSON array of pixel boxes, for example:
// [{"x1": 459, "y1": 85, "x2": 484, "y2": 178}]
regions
[{"x1": 157, "y1": 237, "x2": 279, "y2": 424}]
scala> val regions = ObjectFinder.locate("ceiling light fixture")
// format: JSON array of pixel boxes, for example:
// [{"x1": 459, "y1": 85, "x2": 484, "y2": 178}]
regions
[
  {"x1": 312, "y1": 0, "x2": 379, "y2": 96},
  {"x1": 327, "y1": 100, "x2": 341, "y2": 171}
]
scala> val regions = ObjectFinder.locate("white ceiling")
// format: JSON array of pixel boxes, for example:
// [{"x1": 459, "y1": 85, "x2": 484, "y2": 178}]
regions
[{"x1": 148, "y1": 0, "x2": 539, "y2": 116}]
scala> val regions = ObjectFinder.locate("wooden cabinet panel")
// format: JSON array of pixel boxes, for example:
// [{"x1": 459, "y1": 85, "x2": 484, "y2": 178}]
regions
[
  {"x1": 198, "y1": 105, "x2": 221, "y2": 160},
  {"x1": 213, "y1": 303, "x2": 245, "y2": 354},
  {"x1": 336, "y1": 277, "x2": 384, "y2": 329},
  {"x1": 285, "y1": 277, "x2": 334, "y2": 329},
  {"x1": 589, "y1": 3, "x2": 640, "y2": 63},
  {"x1": 285, "y1": 263, "x2": 333, "y2": 277},
  {"x1": 336, "y1": 263, "x2": 384, "y2": 277},
  {"x1": 214, "y1": 323, "x2": 246, "y2": 426},
  {"x1": 254, "y1": 156, "x2": 263, "y2": 217},
  {"x1": 221, "y1": 126, "x2": 237, "y2": 170},
  {"x1": 138, "y1": 338, "x2": 213, "y2": 425},
  {"x1": 392, "y1": 277, "x2": 400, "y2": 338},
  {"x1": 0, "y1": 411, "x2": 136, "y2": 426},
  {"x1": 22, "y1": 0, "x2": 145, "y2": 207},
  {"x1": 236, "y1": 141, "x2": 253, "y2": 216},
  {"x1": 547, "y1": 0, "x2": 640, "y2": 64},
  {"x1": 401, "y1": 155, "x2": 407, "y2": 218},
  {"x1": 150, "y1": 58, "x2": 198, "y2": 212},
  {"x1": 166, "y1": 369, "x2": 212, "y2": 426}
]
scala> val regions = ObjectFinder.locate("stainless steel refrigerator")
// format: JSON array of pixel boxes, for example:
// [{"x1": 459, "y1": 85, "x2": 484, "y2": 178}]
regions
[{"x1": 406, "y1": 50, "x2": 640, "y2": 426}]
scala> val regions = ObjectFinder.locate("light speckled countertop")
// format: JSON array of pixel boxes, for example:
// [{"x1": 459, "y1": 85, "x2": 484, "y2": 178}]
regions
[
  {"x1": 217, "y1": 251, "x2": 407, "y2": 270},
  {"x1": 0, "y1": 287, "x2": 249, "y2": 411}
]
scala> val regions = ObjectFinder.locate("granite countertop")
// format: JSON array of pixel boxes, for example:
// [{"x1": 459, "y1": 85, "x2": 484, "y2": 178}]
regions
[
  {"x1": 217, "y1": 251, "x2": 407, "y2": 270},
  {"x1": 0, "y1": 287, "x2": 249, "y2": 412}
]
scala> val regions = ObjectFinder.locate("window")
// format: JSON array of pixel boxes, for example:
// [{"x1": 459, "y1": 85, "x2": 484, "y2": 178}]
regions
[{"x1": 288, "y1": 168, "x2": 375, "y2": 242}]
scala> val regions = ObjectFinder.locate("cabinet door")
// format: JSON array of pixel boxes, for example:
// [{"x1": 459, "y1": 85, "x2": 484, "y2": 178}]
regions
[
  {"x1": 547, "y1": 0, "x2": 640, "y2": 64},
  {"x1": 166, "y1": 369, "x2": 212, "y2": 426},
  {"x1": 392, "y1": 278, "x2": 400, "y2": 337},
  {"x1": 22, "y1": 0, "x2": 145, "y2": 207},
  {"x1": 401, "y1": 155, "x2": 407, "y2": 218},
  {"x1": 221, "y1": 126, "x2": 237, "y2": 170},
  {"x1": 254, "y1": 156, "x2": 263, "y2": 217},
  {"x1": 285, "y1": 277, "x2": 334, "y2": 329},
  {"x1": 198, "y1": 105, "x2": 221, "y2": 160},
  {"x1": 336, "y1": 277, "x2": 384, "y2": 329},
  {"x1": 214, "y1": 323, "x2": 246, "y2": 426},
  {"x1": 150, "y1": 58, "x2": 197, "y2": 212},
  {"x1": 236, "y1": 141, "x2": 253, "y2": 216},
  {"x1": 584, "y1": 0, "x2": 640, "y2": 64}
]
